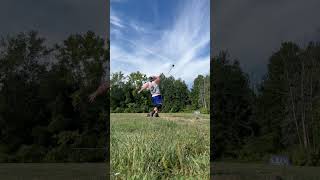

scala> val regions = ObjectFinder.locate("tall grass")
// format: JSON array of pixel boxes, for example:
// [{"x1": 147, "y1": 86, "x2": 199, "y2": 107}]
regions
[{"x1": 110, "y1": 113, "x2": 210, "y2": 179}]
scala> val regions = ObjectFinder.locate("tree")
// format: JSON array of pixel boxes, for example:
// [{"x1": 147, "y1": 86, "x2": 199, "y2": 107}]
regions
[
  {"x1": 0, "y1": 31, "x2": 50, "y2": 154},
  {"x1": 255, "y1": 41, "x2": 320, "y2": 165},
  {"x1": 0, "y1": 31, "x2": 109, "y2": 162},
  {"x1": 211, "y1": 51, "x2": 255, "y2": 159},
  {"x1": 190, "y1": 75, "x2": 210, "y2": 113}
]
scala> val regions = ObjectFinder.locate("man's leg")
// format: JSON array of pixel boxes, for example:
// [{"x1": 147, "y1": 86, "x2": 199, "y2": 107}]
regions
[
  {"x1": 147, "y1": 109, "x2": 155, "y2": 117},
  {"x1": 153, "y1": 95, "x2": 162, "y2": 117},
  {"x1": 153, "y1": 106, "x2": 160, "y2": 117},
  {"x1": 148, "y1": 97, "x2": 156, "y2": 117}
]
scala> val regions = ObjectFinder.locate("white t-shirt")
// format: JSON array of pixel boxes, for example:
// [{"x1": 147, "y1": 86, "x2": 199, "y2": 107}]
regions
[{"x1": 148, "y1": 81, "x2": 161, "y2": 97}]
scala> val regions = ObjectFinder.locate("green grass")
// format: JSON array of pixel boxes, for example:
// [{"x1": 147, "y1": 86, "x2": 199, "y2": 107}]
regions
[
  {"x1": 212, "y1": 162, "x2": 320, "y2": 180},
  {"x1": 110, "y1": 113, "x2": 210, "y2": 179}
]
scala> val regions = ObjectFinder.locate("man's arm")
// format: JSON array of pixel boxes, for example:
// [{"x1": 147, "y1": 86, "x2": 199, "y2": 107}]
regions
[
  {"x1": 89, "y1": 81, "x2": 109, "y2": 103},
  {"x1": 138, "y1": 82, "x2": 149, "y2": 94},
  {"x1": 153, "y1": 74, "x2": 161, "y2": 84}
]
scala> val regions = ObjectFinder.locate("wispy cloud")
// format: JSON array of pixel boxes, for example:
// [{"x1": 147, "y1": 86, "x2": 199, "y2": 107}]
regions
[
  {"x1": 110, "y1": 0, "x2": 126, "y2": 3},
  {"x1": 110, "y1": 15, "x2": 125, "y2": 29},
  {"x1": 111, "y1": 0, "x2": 210, "y2": 87}
]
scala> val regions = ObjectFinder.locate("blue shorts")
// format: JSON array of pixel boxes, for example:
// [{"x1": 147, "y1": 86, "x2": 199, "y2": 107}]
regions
[{"x1": 151, "y1": 95, "x2": 163, "y2": 107}]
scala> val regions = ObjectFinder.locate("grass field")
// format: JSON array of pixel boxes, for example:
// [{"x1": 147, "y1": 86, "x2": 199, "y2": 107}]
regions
[
  {"x1": 2, "y1": 112, "x2": 320, "y2": 180},
  {"x1": 212, "y1": 162, "x2": 320, "y2": 180},
  {"x1": 110, "y1": 113, "x2": 210, "y2": 179}
]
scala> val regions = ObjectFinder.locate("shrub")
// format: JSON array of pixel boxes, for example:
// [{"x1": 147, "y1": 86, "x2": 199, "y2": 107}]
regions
[{"x1": 15, "y1": 145, "x2": 47, "y2": 162}]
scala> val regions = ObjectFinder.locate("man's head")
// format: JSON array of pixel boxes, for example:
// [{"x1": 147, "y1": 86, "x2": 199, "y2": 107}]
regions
[{"x1": 149, "y1": 76, "x2": 155, "y2": 82}]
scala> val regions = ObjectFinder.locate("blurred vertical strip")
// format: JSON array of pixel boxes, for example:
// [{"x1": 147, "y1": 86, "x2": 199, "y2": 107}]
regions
[
  {"x1": 210, "y1": 0, "x2": 214, "y2": 179},
  {"x1": 106, "y1": 0, "x2": 110, "y2": 179}
]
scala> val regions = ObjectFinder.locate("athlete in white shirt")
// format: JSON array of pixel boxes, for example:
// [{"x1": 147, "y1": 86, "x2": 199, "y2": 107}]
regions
[{"x1": 138, "y1": 75, "x2": 163, "y2": 117}]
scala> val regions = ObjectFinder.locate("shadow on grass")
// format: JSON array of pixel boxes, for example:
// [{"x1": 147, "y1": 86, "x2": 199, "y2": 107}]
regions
[
  {"x1": 0, "y1": 163, "x2": 108, "y2": 180},
  {"x1": 211, "y1": 162, "x2": 320, "y2": 180}
]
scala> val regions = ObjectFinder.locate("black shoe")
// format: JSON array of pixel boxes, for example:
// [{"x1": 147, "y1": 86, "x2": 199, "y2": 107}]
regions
[
  {"x1": 147, "y1": 111, "x2": 154, "y2": 117},
  {"x1": 153, "y1": 112, "x2": 159, "y2": 117}
]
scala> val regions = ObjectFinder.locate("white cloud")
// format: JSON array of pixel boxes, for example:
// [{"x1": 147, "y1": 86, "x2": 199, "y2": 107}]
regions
[
  {"x1": 110, "y1": 15, "x2": 125, "y2": 29},
  {"x1": 111, "y1": 0, "x2": 210, "y2": 88},
  {"x1": 129, "y1": 21, "x2": 146, "y2": 33},
  {"x1": 110, "y1": 0, "x2": 126, "y2": 3}
]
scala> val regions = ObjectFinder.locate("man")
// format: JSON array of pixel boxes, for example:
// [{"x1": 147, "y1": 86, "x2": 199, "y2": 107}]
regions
[
  {"x1": 88, "y1": 62, "x2": 109, "y2": 103},
  {"x1": 138, "y1": 74, "x2": 162, "y2": 117},
  {"x1": 88, "y1": 80, "x2": 109, "y2": 103}
]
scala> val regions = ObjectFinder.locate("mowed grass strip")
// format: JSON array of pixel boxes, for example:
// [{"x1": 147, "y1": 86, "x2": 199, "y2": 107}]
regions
[
  {"x1": 0, "y1": 163, "x2": 107, "y2": 180},
  {"x1": 111, "y1": 113, "x2": 210, "y2": 179},
  {"x1": 212, "y1": 162, "x2": 320, "y2": 180}
]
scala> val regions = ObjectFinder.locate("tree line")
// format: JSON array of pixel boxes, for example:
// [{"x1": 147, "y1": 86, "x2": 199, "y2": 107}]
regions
[
  {"x1": 110, "y1": 71, "x2": 210, "y2": 114},
  {"x1": 212, "y1": 41, "x2": 320, "y2": 166},
  {"x1": 0, "y1": 31, "x2": 109, "y2": 162},
  {"x1": 4, "y1": 30, "x2": 319, "y2": 166}
]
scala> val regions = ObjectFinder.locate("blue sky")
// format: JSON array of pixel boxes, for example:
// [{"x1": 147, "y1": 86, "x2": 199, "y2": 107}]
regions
[{"x1": 110, "y1": 0, "x2": 210, "y2": 87}]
